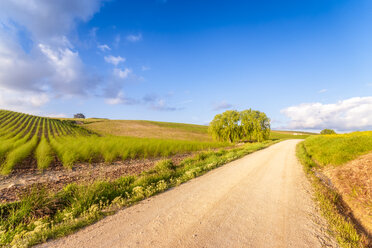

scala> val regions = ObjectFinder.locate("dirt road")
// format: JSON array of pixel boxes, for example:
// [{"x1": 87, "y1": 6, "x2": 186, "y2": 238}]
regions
[{"x1": 40, "y1": 140, "x2": 338, "y2": 248}]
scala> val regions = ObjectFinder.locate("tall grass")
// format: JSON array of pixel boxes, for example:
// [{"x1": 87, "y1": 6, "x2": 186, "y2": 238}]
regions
[
  {"x1": 304, "y1": 131, "x2": 372, "y2": 166},
  {"x1": 51, "y1": 135, "x2": 228, "y2": 168}
]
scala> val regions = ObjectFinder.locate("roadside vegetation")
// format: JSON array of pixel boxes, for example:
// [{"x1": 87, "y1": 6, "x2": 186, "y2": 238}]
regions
[
  {"x1": 304, "y1": 131, "x2": 372, "y2": 166},
  {"x1": 297, "y1": 131, "x2": 372, "y2": 248},
  {"x1": 0, "y1": 140, "x2": 276, "y2": 247}
]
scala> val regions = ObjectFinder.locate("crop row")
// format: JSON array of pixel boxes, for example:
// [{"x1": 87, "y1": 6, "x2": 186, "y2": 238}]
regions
[
  {"x1": 0, "y1": 110, "x2": 90, "y2": 174},
  {"x1": 0, "y1": 110, "x2": 226, "y2": 174}
]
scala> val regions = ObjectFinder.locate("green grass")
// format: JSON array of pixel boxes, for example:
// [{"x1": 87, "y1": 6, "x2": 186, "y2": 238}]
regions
[
  {"x1": 303, "y1": 131, "x2": 372, "y2": 166},
  {"x1": 297, "y1": 142, "x2": 366, "y2": 248},
  {"x1": 270, "y1": 130, "x2": 314, "y2": 140},
  {"x1": 145, "y1": 120, "x2": 209, "y2": 134},
  {"x1": 0, "y1": 140, "x2": 276, "y2": 247},
  {"x1": 81, "y1": 119, "x2": 212, "y2": 142},
  {"x1": 50, "y1": 135, "x2": 227, "y2": 168}
]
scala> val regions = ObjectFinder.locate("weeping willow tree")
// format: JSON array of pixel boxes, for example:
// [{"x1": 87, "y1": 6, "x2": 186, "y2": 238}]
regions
[
  {"x1": 208, "y1": 110, "x2": 241, "y2": 142},
  {"x1": 209, "y1": 109, "x2": 270, "y2": 143}
]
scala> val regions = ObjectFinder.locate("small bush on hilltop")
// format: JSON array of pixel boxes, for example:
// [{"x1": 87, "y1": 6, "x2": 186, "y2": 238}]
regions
[{"x1": 320, "y1": 129, "x2": 336, "y2": 135}]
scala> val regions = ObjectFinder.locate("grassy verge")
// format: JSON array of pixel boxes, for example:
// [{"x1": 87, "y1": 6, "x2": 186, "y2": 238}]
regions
[
  {"x1": 0, "y1": 140, "x2": 277, "y2": 247},
  {"x1": 303, "y1": 131, "x2": 372, "y2": 166},
  {"x1": 296, "y1": 142, "x2": 367, "y2": 248}
]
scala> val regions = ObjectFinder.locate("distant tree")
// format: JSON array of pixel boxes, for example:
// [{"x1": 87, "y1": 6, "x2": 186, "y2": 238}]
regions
[
  {"x1": 320, "y1": 129, "x2": 336, "y2": 135},
  {"x1": 74, "y1": 113, "x2": 86, "y2": 119},
  {"x1": 209, "y1": 109, "x2": 270, "y2": 143}
]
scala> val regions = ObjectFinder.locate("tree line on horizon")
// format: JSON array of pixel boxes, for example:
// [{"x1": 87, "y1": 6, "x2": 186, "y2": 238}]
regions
[{"x1": 208, "y1": 109, "x2": 271, "y2": 143}]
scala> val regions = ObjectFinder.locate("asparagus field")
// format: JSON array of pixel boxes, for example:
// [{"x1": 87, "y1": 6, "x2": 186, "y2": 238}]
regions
[{"x1": 0, "y1": 110, "x2": 226, "y2": 174}]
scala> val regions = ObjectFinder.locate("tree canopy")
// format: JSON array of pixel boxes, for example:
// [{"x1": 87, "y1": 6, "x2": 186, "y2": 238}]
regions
[
  {"x1": 320, "y1": 129, "x2": 336, "y2": 135},
  {"x1": 74, "y1": 113, "x2": 86, "y2": 119},
  {"x1": 208, "y1": 109, "x2": 271, "y2": 143}
]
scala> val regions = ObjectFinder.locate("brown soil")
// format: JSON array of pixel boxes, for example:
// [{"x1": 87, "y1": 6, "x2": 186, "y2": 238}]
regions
[
  {"x1": 323, "y1": 152, "x2": 372, "y2": 236},
  {"x1": 0, "y1": 153, "x2": 194, "y2": 203}
]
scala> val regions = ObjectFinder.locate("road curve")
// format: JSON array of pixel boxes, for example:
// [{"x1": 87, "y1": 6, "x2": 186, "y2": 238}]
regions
[{"x1": 39, "y1": 140, "x2": 338, "y2": 248}]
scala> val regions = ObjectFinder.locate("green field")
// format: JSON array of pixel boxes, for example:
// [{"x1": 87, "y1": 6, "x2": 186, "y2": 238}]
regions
[
  {"x1": 269, "y1": 130, "x2": 314, "y2": 140},
  {"x1": 81, "y1": 119, "x2": 212, "y2": 141},
  {"x1": 0, "y1": 110, "x2": 227, "y2": 174},
  {"x1": 0, "y1": 110, "x2": 90, "y2": 174},
  {"x1": 303, "y1": 131, "x2": 372, "y2": 166}
]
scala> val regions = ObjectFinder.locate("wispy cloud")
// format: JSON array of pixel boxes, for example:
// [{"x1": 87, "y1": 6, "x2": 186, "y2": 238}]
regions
[
  {"x1": 105, "y1": 91, "x2": 137, "y2": 105},
  {"x1": 126, "y1": 33, "x2": 142, "y2": 42},
  {"x1": 97, "y1": 44, "x2": 111, "y2": 52},
  {"x1": 281, "y1": 96, "x2": 372, "y2": 131},
  {"x1": 104, "y1": 55, "x2": 125, "y2": 66},
  {"x1": 213, "y1": 101, "x2": 233, "y2": 111},
  {"x1": 142, "y1": 94, "x2": 183, "y2": 111},
  {"x1": 113, "y1": 68, "x2": 132, "y2": 79},
  {"x1": 141, "y1": 66, "x2": 150, "y2": 71},
  {"x1": 318, "y1": 89, "x2": 327, "y2": 93}
]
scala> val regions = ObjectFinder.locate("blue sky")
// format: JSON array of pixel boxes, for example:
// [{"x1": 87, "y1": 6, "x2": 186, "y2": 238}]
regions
[{"x1": 0, "y1": 0, "x2": 372, "y2": 131}]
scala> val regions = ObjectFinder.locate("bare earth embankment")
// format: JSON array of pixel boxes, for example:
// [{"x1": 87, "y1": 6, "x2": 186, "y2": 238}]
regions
[{"x1": 39, "y1": 140, "x2": 338, "y2": 248}]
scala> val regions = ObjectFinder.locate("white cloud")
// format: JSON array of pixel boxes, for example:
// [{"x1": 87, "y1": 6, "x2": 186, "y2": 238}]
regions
[
  {"x1": 0, "y1": 88, "x2": 49, "y2": 113},
  {"x1": 104, "y1": 55, "x2": 125, "y2": 66},
  {"x1": 105, "y1": 91, "x2": 136, "y2": 105},
  {"x1": 39, "y1": 44, "x2": 90, "y2": 94},
  {"x1": 318, "y1": 89, "x2": 327, "y2": 93},
  {"x1": 113, "y1": 68, "x2": 132, "y2": 79},
  {"x1": 126, "y1": 33, "x2": 142, "y2": 42},
  {"x1": 142, "y1": 94, "x2": 181, "y2": 111},
  {"x1": 213, "y1": 101, "x2": 233, "y2": 111},
  {"x1": 281, "y1": 96, "x2": 372, "y2": 131},
  {"x1": 0, "y1": 0, "x2": 105, "y2": 112},
  {"x1": 98, "y1": 44, "x2": 111, "y2": 51},
  {"x1": 0, "y1": 0, "x2": 103, "y2": 40}
]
